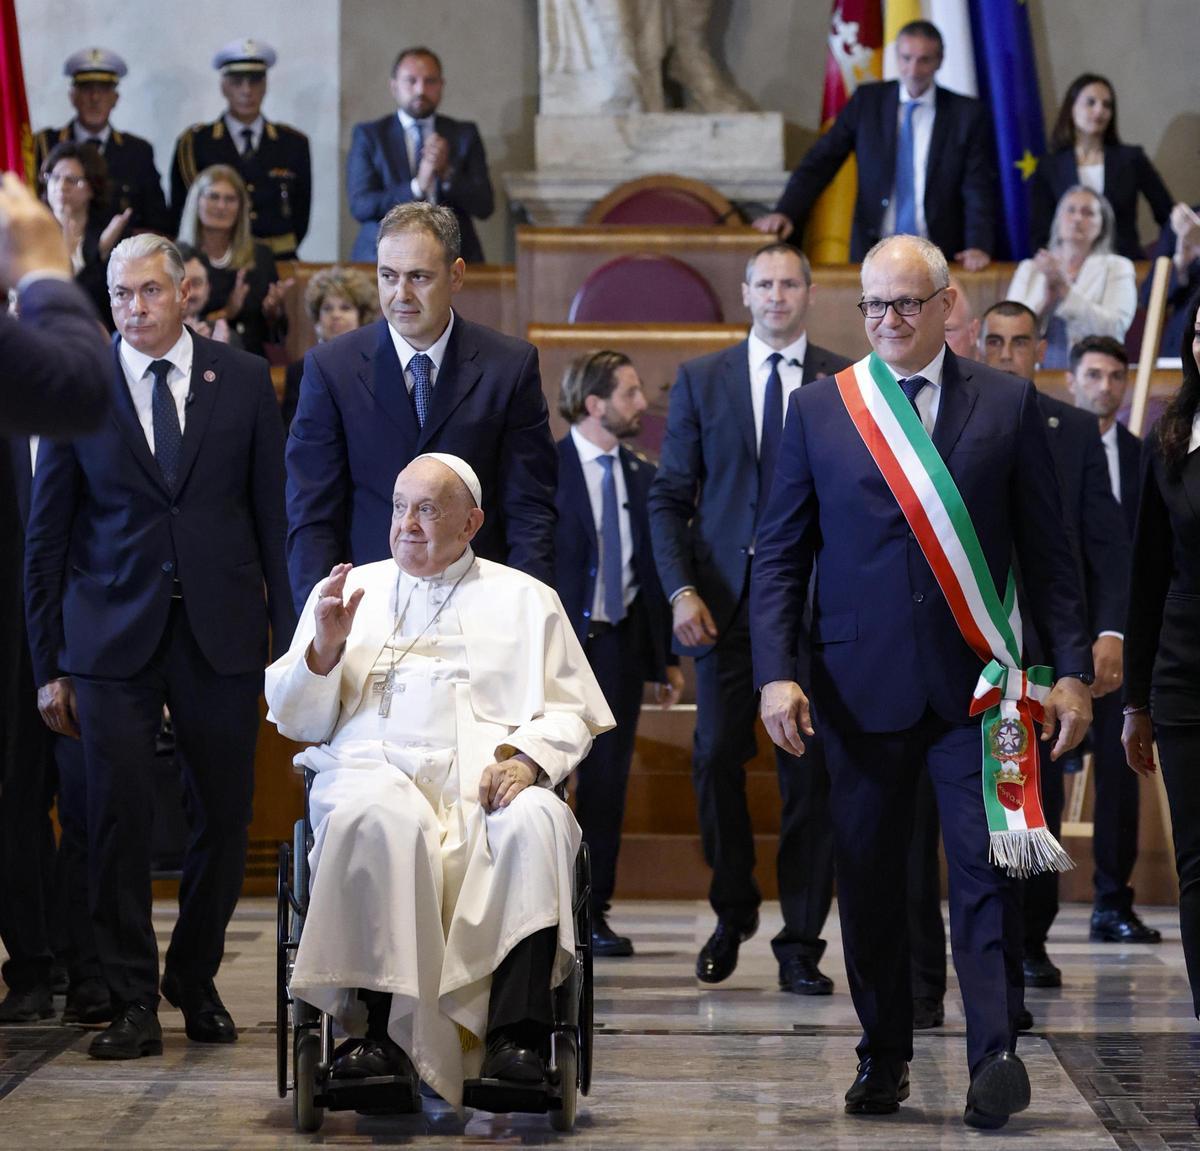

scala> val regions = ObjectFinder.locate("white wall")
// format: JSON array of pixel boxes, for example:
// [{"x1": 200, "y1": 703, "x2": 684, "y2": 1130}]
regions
[{"x1": 16, "y1": 0, "x2": 342, "y2": 260}]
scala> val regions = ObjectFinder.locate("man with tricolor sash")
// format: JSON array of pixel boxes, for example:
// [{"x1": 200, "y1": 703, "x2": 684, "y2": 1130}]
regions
[{"x1": 751, "y1": 235, "x2": 1093, "y2": 1130}]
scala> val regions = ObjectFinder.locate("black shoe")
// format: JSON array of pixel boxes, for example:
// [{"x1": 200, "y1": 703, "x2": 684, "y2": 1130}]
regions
[
  {"x1": 161, "y1": 972, "x2": 237, "y2": 1043},
  {"x1": 1015, "y1": 1008, "x2": 1034, "y2": 1032},
  {"x1": 696, "y1": 912, "x2": 758, "y2": 984},
  {"x1": 0, "y1": 986, "x2": 54, "y2": 1023},
  {"x1": 1022, "y1": 944, "x2": 1062, "y2": 988},
  {"x1": 331, "y1": 1038, "x2": 416, "y2": 1081},
  {"x1": 963, "y1": 1051, "x2": 1030, "y2": 1129},
  {"x1": 1090, "y1": 908, "x2": 1162, "y2": 944},
  {"x1": 50, "y1": 965, "x2": 69, "y2": 996},
  {"x1": 592, "y1": 913, "x2": 634, "y2": 958},
  {"x1": 88, "y1": 1003, "x2": 162, "y2": 1060},
  {"x1": 62, "y1": 978, "x2": 114, "y2": 1027},
  {"x1": 844, "y1": 1056, "x2": 910, "y2": 1115},
  {"x1": 481, "y1": 1027, "x2": 547, "y2": 1083},
  {"x1": 778, "y1": 956, "x2": 833, "y2": 996},
  {"x1": 912, "y1": 996, "x2": 944, "y2": 1030}
]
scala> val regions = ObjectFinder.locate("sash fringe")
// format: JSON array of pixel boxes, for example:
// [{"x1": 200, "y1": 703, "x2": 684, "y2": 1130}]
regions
[{"x1": 988, "y1": 828, "x2": 1075, "y2": 878}]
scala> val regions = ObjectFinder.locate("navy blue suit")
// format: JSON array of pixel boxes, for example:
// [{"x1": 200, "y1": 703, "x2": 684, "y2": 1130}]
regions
[
  {"x1": 773, "y1": 82, "x2": 996, "y2": 261},
  {"x1": 347, "y1": 113, "x2": 494, "y2": 263},
  {"x1": 285, "y1": 314, "x2": 556, "y2": 610},
  {"x1": 24, "y1": 332, "x2": 295, "y2": 1008},
  {"x1": 649, "y1": 338, "x2": 849, "y2": 961},
  {"x1": 1030, "y1": 144, "x2": 1174, "y2": 261},
  {"x1": 751, "y1": 350, "x2": 1091, "y2": 1072},
  {"x1": 555, "y1": 433, "x2": 672, "y2": 913}
]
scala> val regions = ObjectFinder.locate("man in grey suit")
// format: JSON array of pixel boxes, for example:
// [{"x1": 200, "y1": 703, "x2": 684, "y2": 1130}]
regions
[
  {"x1": 346, "y1": 46, "x2": 494, "y2": 263},
  {"x1": 648, "y1": 242, "x2": 851, "y2": 993}
]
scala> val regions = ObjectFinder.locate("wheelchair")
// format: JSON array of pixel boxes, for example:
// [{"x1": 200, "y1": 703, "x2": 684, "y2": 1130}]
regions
[{"x1": 276, "y1": 778, "x2": 594, "y2": 1133}]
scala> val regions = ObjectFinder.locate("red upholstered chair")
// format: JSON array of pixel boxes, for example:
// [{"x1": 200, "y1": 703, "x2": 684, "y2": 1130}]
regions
[
  {"x1": 585, "y1": 174, "x2": 740, "y2": 227},
  {"x1": 567, "y1": 254, "x2": 724, "y2": 323}
]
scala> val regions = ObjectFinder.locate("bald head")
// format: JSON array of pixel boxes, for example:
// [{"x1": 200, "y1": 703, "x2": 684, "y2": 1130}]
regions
[
  {"x1": 944, "y1": 276, "x2": 979, "y2": 360},
  {"x1": 389, "y1": 457, "x2": 485, "y2": 577}
]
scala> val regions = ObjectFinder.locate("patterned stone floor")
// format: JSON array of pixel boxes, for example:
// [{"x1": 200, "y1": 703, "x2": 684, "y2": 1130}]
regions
[{"x1": 0, "y1": 899, "x2": 1195, "y2": 1148}]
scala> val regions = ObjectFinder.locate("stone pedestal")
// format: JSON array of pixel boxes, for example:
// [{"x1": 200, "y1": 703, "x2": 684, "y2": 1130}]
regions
[{"x1": 505, "y1": 110, "x2": 788, "y2": 225}]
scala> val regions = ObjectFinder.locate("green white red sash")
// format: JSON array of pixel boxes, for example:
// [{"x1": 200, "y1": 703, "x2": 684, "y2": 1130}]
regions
[{"x1": 833, "y1": 353, "x2": 1072, "y2": 877}]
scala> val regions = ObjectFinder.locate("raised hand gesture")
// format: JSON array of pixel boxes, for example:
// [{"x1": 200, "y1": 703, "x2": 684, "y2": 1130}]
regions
[{"x1": 307, "y1": 563, "x2": 365, "y2": 675}]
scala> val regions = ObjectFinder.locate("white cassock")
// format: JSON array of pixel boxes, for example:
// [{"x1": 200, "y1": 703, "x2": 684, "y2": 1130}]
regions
[{"x1": 265, "y1": 548, "x2": 614, "y2": 1107}]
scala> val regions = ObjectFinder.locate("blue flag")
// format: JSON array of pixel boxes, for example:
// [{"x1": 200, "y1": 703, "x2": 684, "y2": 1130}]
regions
[{"x1": 969, "y1": 0, "x2": 1045, "y2": 260}]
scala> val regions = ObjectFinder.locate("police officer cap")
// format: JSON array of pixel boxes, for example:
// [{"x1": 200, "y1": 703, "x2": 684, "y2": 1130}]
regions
[
  {"x1": 213, "y1": 38, "x2": 277, "y2": 75},
  {"x1": 64, "y1": 48, "x2": 127, "y2": 86}
]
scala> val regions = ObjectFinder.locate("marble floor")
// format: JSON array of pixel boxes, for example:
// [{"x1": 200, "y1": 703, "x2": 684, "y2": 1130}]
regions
[{"x1": 0, "y1": 899, "x2": 1197, "y2": 1149}]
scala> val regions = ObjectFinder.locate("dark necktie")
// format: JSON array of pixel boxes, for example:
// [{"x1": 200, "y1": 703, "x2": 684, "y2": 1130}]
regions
[
  {"x1": 410, "y1": 352, "x2": 433, "y2": 427},
  {"x1": 895, "y1": 100, "x2": 918, "y2": 235},
  {"x1": 898, "y1": 374, "x2": 929, "y2": 423},
  {"x1": 758, "y1": 352, "x2": 784, "y2": 507},
  {"x1": 413, "y1": 122, "x2": 426, "y2": 167},
  {"x1": 597, "y1": 455, "x2": 625, "y2": 624},
  {"x1": 240, "y1": 128, "x2": 255, "y2": 157},
  {"x1": 150, "y1": 359, "x2": 182, "y2": 488},
  {"x1": 85, "y1": 136, "x2": 102, "y2": 148}
]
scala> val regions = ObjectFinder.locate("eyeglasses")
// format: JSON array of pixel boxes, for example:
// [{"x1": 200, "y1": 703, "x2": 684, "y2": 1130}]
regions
[
  {"x1": 200, "y1": 191, "x2": 240, "y2": 206},
  {"x1": 857, "y1": 288, "x2": 945, "y2": 319},
  {"x1": 47, "y1": 174, "x2": 89, "y2": 189}
]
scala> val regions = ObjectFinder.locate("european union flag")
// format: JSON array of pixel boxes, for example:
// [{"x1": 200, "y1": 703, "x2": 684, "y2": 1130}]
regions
[{"x1": 968, "y1": 0, "x2": 1045, "y2": 260}]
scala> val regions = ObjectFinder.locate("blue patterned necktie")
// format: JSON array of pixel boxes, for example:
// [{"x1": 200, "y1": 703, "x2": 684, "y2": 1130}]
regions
[
  {"x1": 758, "y1": 352, "x2": 784, "y2": 508},
  {"x1": 899, "y1": 374, "x2": 928, "y2": 421},
  {"x1": 413, "y1": 121, "x2": 426, "y2": 170},
  {"x1": 410, "y1": 352, "x2": 433, "y2": 427},
  {"x1": 597, "y1": 455, "x2": 625, "y2": 624},
  {"x1": 895, "y1": 100, "x2": 918, "y2": 235},
  {"x1": 150, "y1": 358, "x2": 182, "y2": 488}
]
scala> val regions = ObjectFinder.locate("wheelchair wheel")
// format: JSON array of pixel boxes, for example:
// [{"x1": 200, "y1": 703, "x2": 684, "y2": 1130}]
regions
[
  {"x1": 276, "y1": 842, "x2": 291, "y2": 1099},
  {"x1": 293, "y1": 1031, "x2": 324, "y2": 1133},
  {"x1": 550, "y1": 1029, "x2": 578, "y2": 1132},
  {"x1": 575, "y1": 844, "x2": 594, "y2": 1096}
]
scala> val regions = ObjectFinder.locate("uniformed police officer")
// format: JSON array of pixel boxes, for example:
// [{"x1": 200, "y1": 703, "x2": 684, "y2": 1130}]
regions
[
  {"x1": 170, "y1": 39, "x2": 311, "y2": 260},
  {"x1": 35, "y1": 49, "x2": 169, "y2": 234}
]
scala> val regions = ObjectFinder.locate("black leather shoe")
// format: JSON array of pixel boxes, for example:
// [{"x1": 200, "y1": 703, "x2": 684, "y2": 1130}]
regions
[
  {"x1": 62, "y1": 978, "x2": 114, "y2": 1026},
  {"x1": 332, "y1": 1038, "x2": 416, "y2": 1081},
  {"x1": 845, "y1": 1056, "x2": 910, "y2": 1114},
  {"x1": 481, "y1": 1028, "x2": 547, "y2": 1083},
  {"x1": 964, "y1": 1050, "x2": 1030, "y2": 1129},
  {"x1": 1015, "y1": 1008, "x2": 1034, "y2": 1032},
  {"x1": 592, "y1": 913, "x2": 634, "y2": 958},
  {"x1": 912, "y1": 996, "x2": 944, "y2": 1030},
  {"x1": 0, "y1": 985, "x2": 54, "y2": 1023},
  {"x1": 161, "y1": 973, "x2": 237, "y2": 1043},
  {"x1": 88, "y1": 1003, "x2": 162, "y2": 1060},
  {"x1": 779, "y1": 956, "x2": 833, "y2": 996},
  {"x1": 1022, "y1": 944, "x2": 1062, "y2": 988},
  {"x1": 1090, "y1": 908, "x2": 1162, "y2": 944},
  {"x1": 696, "y1": 912, "x2": 758, "y2": 984}
]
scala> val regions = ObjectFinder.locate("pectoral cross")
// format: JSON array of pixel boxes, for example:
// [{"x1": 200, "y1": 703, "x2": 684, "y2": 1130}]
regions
[{"x1": 372, "y1": 669, "x2": 399, "y2": 717}]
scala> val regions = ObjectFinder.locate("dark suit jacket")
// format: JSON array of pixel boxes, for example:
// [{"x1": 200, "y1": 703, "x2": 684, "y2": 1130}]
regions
[
  {"x1": 285, "y1": 314, "x2": 556, "y2": 610},
  {"x1": 36, "y1": 121, "x2": 168, "y2": 234},
  {"x1": 774, "y1": 81, "x2": 996, "y2": 261},
  {"x1": 1114, "y1": 420, "x2": 1141, "y2": 535},
  {"x1": 24, "y1": 332, "x2": 295, "y2": 688},
  {"x1": 1030, "y1": 144, "x2": 1174, "y2": 260},
  {"x1": 0, "y1": 279, "x2": 108, "y2": 437},
  {"x1": 554, "y1": 433, "x2": 672, "y2": 683},
  {"x1": 347, "y1": 113, "x2": 494, "y2": 263},
  {"x1": 1125, "y1": 428, "x2": 1200, "y2": 722},
  {"x1": 648, "y1": 338, "x2": 853, "y2": 659},
  {"x1": 750, "y1": 350, "x2": 1092, "y2": 731}
]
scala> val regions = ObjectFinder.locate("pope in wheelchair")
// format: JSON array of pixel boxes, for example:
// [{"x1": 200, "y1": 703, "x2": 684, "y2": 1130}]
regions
[{"x1": 266, "y1": 453, "x2": 614, "y2": 1112}]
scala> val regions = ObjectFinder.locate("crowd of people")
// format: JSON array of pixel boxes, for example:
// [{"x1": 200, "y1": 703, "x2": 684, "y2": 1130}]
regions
[{"x1": 0, "y1": 16, "x2": 1197, "y2": 1135}]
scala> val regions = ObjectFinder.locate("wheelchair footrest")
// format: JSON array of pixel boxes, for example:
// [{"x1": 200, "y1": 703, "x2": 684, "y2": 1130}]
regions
[
  {"x1": 320, "y1": 1074, "x2": 422, "y2": 1114},
  {"x1": 462, "y1": 1076, "x2": 559, "y2": 1115}
]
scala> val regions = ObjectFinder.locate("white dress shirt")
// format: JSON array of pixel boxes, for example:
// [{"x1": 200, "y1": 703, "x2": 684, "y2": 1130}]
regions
[
  {"x1": 879, "y1": 344, "x2": 947, "y2": 435},
  {"x1": 882, "y1": 84, "x2": 936, "y2": 240},
  {"x1": 224, "y1": 114, "x2": 264, "y2": 155},
  {"x1": 748, "y1": 330, "x2": 808, "y2": 450},
  {"x1": 118, "y1": 328, "x2": 194, "y2": 452},
  {"x1": 570, "y1": 425, "x2": 636, "y2": 623},
  {"x1": 1077, "y1": 163, "x2": 1105, "y2": 196},
  {"x1": 398, "y1": 109, "x2": 438, "y2": 203},
  {"x1": 387, "y1": 309, "x2": 455, "y2": 396},
  {"x1": 1101, "y1": 422, "x2": 1121, "y2": 501},
  {"x1": 73, "y1": 122, "x2": 111, "y2": 146}
]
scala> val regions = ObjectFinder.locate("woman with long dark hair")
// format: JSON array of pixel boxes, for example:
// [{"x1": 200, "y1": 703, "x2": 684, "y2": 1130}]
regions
[
  {"x1": 1123, "y1": 290, "x2": 1200, "y2": 1029},
  {"x1": 1030, "y1": 73, "x2": 1176, "y2": 260}
]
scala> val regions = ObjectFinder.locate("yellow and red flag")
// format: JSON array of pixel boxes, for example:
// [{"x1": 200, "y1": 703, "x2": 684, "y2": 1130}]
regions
[
  {"x1": 0, "y1": 0, "x2": 34, "y2": 183},
  {"x1": 805, "y1": 1, "x2": 883, "y2": 265}
]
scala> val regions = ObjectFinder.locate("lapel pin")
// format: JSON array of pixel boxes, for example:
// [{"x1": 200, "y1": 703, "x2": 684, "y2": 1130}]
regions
[
  {"x1": 1047, "y1": 415, "x2": 1060, "y2": 428},
  {"x1": 204, "y1": 370, "x2": 216, "y2": 382}
]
